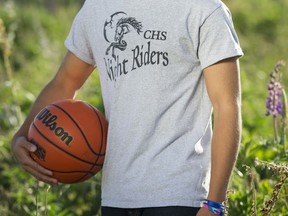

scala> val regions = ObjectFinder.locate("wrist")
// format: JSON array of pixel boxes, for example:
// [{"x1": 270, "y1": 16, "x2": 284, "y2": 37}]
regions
[
  {"x1": 11, "y1": 135, "x2": 25, "y2": 148},
  {"x1": 207, "y1": 190, "x2": 227, "y2": 203}
]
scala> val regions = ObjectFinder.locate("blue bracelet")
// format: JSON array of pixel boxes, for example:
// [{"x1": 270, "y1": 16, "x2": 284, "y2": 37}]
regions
[
  {"x1": 203, "y1": 203, "x2": 223, "y2": 215},
  {"x1": 202, "y1": 199, "x2": 227, "y2": 215},
  {"x1": 204, "y1": 199, "x2": 225, "y2": 209}
]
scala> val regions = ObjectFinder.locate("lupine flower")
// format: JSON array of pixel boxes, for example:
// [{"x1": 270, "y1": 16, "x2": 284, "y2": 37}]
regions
[
  {"x1": 266, "y1": 81, "x2": 283, "y2": 118},
  {"x1": 265, "y1": 61, "x2": 286, "y2": 118}
]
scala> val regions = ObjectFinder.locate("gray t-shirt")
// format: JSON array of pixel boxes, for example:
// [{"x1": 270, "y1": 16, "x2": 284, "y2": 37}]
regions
[{"x1": 65, "y1": 0, "x2": 243, "y2": 208}]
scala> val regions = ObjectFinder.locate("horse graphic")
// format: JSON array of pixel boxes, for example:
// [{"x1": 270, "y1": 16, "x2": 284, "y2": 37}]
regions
[{"x1": 104, "y1": 12, "x2": 143, "y2": 60}]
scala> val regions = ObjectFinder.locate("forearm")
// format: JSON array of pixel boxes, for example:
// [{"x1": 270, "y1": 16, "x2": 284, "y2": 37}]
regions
[{"x1": 207, "y1": 104, "x2": 241, "y2": 203}]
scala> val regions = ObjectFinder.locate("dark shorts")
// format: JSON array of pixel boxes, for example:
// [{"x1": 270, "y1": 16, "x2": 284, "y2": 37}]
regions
[{"x1": 102, "y1": 206, "x2": 200, "y2": 216}]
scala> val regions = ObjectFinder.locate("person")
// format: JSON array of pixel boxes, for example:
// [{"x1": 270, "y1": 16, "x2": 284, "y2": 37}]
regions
[{"x1": 11, "y1": 0, "x2": 243, "y2": 215}]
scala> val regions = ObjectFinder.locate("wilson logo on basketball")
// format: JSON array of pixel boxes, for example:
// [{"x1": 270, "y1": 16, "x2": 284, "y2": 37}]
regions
[{"x1": 36, "y1": 108, "x2": 73, "y2": 146}]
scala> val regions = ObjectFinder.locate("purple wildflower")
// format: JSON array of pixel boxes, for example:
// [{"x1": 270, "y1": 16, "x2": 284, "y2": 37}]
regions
[
  {"x1": 265, "y1": 60, "x2": 286, "y2": 118},
  {"x1": 266, "y1": 80, "x2": 283, "y2": 118}
]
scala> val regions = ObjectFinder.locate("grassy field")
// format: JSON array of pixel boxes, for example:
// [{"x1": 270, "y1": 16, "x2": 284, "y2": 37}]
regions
[{"x1": 1, "y1": 0, "x2": 288, "y2": 215}]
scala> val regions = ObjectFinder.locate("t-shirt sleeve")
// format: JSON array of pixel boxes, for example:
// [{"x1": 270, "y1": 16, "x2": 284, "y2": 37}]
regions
[
  {"x1": 198, "y1": 3, "x2": 243, "y2": 70},
  {"x1": 64, "y1": 1, "x2": 96, "y2": 66}
]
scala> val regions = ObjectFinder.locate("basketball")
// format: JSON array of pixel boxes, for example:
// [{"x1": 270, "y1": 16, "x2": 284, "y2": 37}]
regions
[{"x1": 28, "y1": 99, "x2": 108, "y2": 184}]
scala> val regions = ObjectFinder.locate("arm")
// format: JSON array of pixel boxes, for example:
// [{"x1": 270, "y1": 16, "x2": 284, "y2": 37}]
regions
[
  {"x1": 11, "y1": 51, "x2": 95, "y2": 185},
  {"x1": 197, "y1": 57, "x2": 242, "y2": 215}
]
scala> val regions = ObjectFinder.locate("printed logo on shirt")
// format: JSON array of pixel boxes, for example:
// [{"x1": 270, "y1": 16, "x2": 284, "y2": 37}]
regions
[{"x1": 103, "y1": 11, "x2": 169, "y2": 83}]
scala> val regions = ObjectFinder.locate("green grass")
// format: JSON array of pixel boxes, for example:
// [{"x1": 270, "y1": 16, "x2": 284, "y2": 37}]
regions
[{"x1": 1, "y1": 0, "x2": 288, "y2": 215}]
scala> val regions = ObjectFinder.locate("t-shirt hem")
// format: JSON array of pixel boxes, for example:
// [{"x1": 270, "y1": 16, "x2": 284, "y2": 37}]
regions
[
  {"x1": 201, "y1": 48, "x2": 244, "y2": 70},
  {"x1": 101, "y1": 199, "x2": 203, "y2": 209},
  {"x1": 64, "y1": 40, "x2": 96, "y2": 66}
]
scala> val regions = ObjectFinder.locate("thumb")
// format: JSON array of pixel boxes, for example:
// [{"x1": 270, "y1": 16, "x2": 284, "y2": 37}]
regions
[
  {"x1": 17, "y1": 136, "x2": 38, "y2": 152},
  {"x1": 26, "y1": 140, "x2": 38, "y2": 152}
]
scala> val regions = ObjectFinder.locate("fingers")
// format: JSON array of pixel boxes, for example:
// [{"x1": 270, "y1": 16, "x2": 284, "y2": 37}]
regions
[
  {"x1": 23, "y1": 161, "x2": 58, "y2": 185},
  {"x1": 12, "y1": 136, "x2": 58, "y2": 185}
]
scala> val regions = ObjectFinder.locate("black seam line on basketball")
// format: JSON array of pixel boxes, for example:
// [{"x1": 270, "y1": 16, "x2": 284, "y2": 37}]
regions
[
  {"x1": 48, "y1": 169, "x2": 95, "y2": 175},
  {"x1": 86, "y1": 103, "x2": 105, "y2": 169},
  {"x1": 73, "y1": 172, "x2": 90, "y2": 183},
  {"x1": 51, "y1": 103, "x2": 105, "y2": 156},
  {"x1": 32, "y1": 123, "x2": 103, "y2": 166},
  {"x1": 83, "y1": 103, "x2": 105, "y2": 183}
]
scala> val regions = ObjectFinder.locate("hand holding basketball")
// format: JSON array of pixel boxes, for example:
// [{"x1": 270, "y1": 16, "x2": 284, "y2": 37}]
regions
[
  {"x1": 11, "y1": 135, "x2": 57, "y2": 184},
  {"x1": 28, "y1": 99, "x2": 108, "y2": 184}
]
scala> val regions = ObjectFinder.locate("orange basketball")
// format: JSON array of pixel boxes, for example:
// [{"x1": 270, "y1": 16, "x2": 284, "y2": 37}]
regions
[{"x1": 28, "y1": 99, "x2": 108, "y2": 184}]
